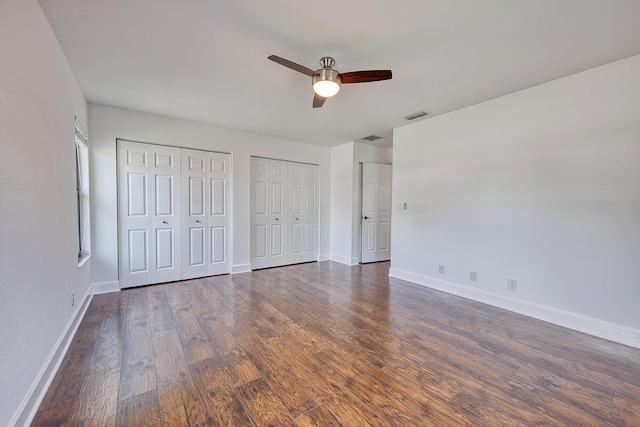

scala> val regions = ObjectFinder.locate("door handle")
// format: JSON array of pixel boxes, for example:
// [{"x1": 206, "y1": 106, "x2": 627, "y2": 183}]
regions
[
  {"x1": 275, "y1": 218, "x2": 279, "y2": 221},
  {"x1": 295, "y1": 217, "x2": 299, "y2": 221},
  {"x1": 162, "y1": 220, "x2": 168, "y2": 224},
  {"x1": 196, "y1": 220, "x2": 201, "y2": 223},
  {"x1": 363, "y1": 216, "x2": 370, "y2": 220}
]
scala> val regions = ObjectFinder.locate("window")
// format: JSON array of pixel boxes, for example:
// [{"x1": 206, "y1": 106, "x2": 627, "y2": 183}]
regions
[{"x1": 75, "y1": 121, "x2": 90, "y2": 264}]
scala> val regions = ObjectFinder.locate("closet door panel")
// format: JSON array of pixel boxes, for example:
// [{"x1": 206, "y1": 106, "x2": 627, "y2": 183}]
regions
[
  {"x1": 207, "y1": 152, "x2": 231, "y2": 275},
  {"x1": 118, "y1": 141, "x2": 182, "y2": 288},
  {"x1": 211, "y1": 226, "x2": 225, "y2": 263},
  {"x1": 251, "y1": 158, "x2": 318, "y2": 269},
  {"x1": 182, "y1": 149, "x2": 232, "y2": 279}
]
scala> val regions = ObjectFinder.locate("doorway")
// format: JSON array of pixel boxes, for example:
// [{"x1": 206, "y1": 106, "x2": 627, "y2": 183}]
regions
[{"x1": 359, "y1": 162, "x2": 392, "y2": 263}]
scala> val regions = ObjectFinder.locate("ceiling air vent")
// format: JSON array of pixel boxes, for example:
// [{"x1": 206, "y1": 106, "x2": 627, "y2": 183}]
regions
[
  {"x1": 361, "y1": 135, "x2": 382, "y2": 141},
  {"x1": 404, "y1": 111, "x2": 428, "y2": 120}
]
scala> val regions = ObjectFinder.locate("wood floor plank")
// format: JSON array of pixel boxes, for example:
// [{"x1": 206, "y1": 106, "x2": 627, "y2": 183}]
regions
[
  {"x1": 189, "y1": 357, "x2": 254, "y2": 426},
  {"x1": 83, "y1": 294, "x2": 109, "y2": 324},
  {"x1": 609, "y1": 392, "x2": 640, "y2": 425},
  {"x1": 71, "y1": 368, "x2": 120, "y2": 426},
  {"x1": 152, "y1": 328, "x2": 190, "y2": 386},
  {"x1": 157, "y1": 382, "x2": 205, "y2": 426},
  {"x1": 116, "y1": 390, "x2": 161, "y2": 427},
  {"x1": 126, "y1": 288, "x2": 149, "y2": 322},
  {"x1": 236, "y1": 378, "x2": 296, "y2": 427},
  {"x1": 198, "y1": 314, "x2": 261, "y2": 387},
  {"x1": 371, "y1": 366, "x2": 474, "y2": 425},
  {"x1": 87, "y1": 309, "x2": 125, "y2": 375},
  {"x1": 180, "y1": 280, "x2": 212, "y2": 316},
  {"x1": 238, "y1": 330, "x2": 319, "y2": 418},
  {"x1": 30, "y1": 401, "x2": 75, "y2": 427},
  {"x1": 198, "y1": 280, "x2": 238, "y2": 327},
  {"x1": 147, "y1": 287, "x2": 175, "y2": 333},
  {"x1": 172, "y1": 305, "x2": 215, "y2": 364},
  {"x1": 33, "y1": 261, "x2": 640, "y2": 426},
  {"x1": 152, "y1": 328, "x2": 206, "y2": 425},
  {"x1": 163, "y1": 282, "x2": 189, "y2": 308},
  {"x1": 118, "y1": 317, "x2": 156, "y2": 400},
  {"x1": 266, "y1": 335, "x2": 385, "y2": 427},
  {"x1": 295, "y1": 405, "x2": 342, "y2": 427}
]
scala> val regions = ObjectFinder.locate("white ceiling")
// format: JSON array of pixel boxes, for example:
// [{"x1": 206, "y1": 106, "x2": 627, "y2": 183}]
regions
[{"x1": 39, "y1": 0, "x2": 640, "y2": 147}]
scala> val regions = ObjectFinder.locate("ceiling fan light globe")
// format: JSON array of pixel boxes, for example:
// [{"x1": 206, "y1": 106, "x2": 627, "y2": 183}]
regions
[
  {"x1": 312, "y1": 68, "x2": 341, "y2": 97},
  {"x1": 313, "y1": 80, "x2": 340, "y2": 97}
]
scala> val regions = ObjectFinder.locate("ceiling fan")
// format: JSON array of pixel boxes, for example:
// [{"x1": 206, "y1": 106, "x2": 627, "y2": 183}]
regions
[{"x1": 268, "y1": 55, "x2": 392, "y2": 108}]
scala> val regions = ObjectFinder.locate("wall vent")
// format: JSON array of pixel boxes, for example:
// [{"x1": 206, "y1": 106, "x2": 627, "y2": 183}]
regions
[
  {"x1": 361, "y1": 135, "x2": 382, "y2": 141},
  {"x1": 404, "y1": 111, "x2": 429, "y2": 120}
]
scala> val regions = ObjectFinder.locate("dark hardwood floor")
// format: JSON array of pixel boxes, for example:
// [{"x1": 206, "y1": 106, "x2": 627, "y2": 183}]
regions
[{"x1": 32, "y1": 261, "x2": 640, "y2": 426}]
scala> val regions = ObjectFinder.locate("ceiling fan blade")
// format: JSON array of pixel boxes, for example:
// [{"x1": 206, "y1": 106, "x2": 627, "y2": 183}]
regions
[
  {"x1": 340, "y1": 70, "x2": 392, "y2": 84},
  {"x1": 312, "y1": 93, "x2": 326, "y2": 108},
  {"x1": 268, "y1": 55, "x2": 315, "y2": 77}
]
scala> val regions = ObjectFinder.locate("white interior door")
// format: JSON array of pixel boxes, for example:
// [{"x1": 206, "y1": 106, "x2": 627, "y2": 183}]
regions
[
  {"x1": 251, "y1": 157, "x2": 318, "y2": 269},
  {"x1": 118, "y1": 141, "x2": 182, "y2": 287},
  {"x1": 181, "y1": 149, "x2": 232, "y2": 279},
  {"x1": 361, "y1": 162, "x2": 392, "y2": 263}
]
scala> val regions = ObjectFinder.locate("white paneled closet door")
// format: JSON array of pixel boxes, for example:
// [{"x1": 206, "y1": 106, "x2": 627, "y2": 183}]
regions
[
  {"x1": 118, "y1": 141, "x2": 232, "y2": 288},
  {"x1": 118, "y1": 141, "x2": 182, "y2": 288},
  {"x1": 288, "y1": 162, "x2": 319, "y2": 264},
  {"x1": 251, "y1": 157, "x2": 318, "y2": 270},
  {"x1": 181, "y1": 149, "x2": 232, "y2": 279},
  {"x1": 251, "y1": 157, "x2": 288, "y2": 269},
  {"x1": 361, "y1": 162, "x2": 392, "y2": 263}
]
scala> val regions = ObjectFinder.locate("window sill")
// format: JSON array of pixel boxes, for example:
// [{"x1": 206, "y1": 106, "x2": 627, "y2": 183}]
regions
[{"x1": 78, "y1": 254, "x2": 91, "y2": 268}]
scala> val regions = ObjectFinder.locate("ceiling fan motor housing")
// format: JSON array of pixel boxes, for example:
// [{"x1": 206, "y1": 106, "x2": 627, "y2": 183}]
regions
[{"x1": 313, "y1": 68, "x2": 341, "y2": 85}]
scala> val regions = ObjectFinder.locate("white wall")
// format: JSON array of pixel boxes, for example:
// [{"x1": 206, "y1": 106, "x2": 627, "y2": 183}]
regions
[
  {"x1": 89, "y1": 104, "x2": 331, "y2": 289},
  {"x1": 0, "y1": 0, "x2": 90, "y2": 425},
  {"x1": 391, "y1": 55, "x2": 640, "y2": 347},
  {"x1": 329, "y1": 142, "x2": 355, "y2": 264},
  {"x1": 330, "y1": 141, "x2": 392, "y2": 265}
]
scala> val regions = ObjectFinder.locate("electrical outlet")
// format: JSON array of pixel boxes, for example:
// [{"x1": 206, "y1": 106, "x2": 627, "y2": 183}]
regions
[
  {"x1": 470, "y1": 271, "x2": 477, "y2": 282},
  {"x1": 439, "y1": 265, "x2": 445, "y2": 274},
  {"x1": 71, "y1": 292, "x2": 75, "y2": 307},
  {"x1": 507, "y1": 278, "x2": 517, "y2": 291}
]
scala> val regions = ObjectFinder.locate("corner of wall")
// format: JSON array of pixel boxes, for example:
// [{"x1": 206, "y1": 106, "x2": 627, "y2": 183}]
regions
[{"x1": 92, "y1": 281, "x2": 120, "y2": 295}]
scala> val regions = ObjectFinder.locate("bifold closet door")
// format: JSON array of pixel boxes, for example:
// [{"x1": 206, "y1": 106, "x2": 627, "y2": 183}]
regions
[
  {"x1": 118, "y1": 141, "x2": 182, "y2": 288},
  {"x1": 118, "y1": 141, "x2": 232, "y2": 288},
  {"x1": 251, "y1": 157, "x2": 319, "y2": 269},
  {"x1": 181, "y1": 149, "x2": 232, "y2": 279}
]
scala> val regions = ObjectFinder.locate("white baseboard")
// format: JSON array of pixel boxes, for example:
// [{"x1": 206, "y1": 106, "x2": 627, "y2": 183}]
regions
[
  {"x1": 329, "y1": 255, "x2": 359, "y2": 266},
  {"x1": 10, "y1": 289, "x2": 93, "y2": 427},
  {"x1": 92, "y1": 280, "x2": 120, "y2": 294},
  {"x1": 389, "y1": 267, "x2": 640, "y2": 349},
  {"x1": 231, "y1": 264, "x2": 252, "y2": 274},
  {"x1": 318, "y1": 253, "x2": 330, "y2": 262}
]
